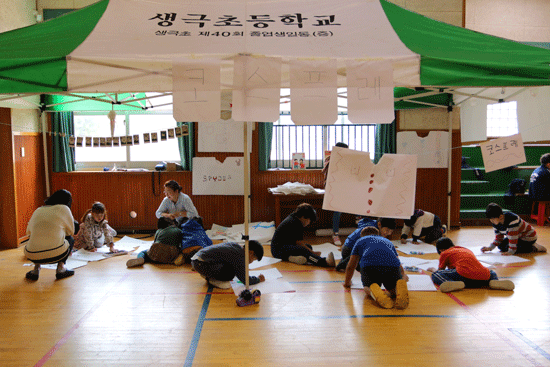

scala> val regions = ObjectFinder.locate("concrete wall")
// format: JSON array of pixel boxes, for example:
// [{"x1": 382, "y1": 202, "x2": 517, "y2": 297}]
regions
[{"x1": 466, "y1": 0, "x2": 550, "y2": 42}]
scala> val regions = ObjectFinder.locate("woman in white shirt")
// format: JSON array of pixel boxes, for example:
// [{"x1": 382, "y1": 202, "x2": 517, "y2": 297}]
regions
[
  {"x1": 155, "y1": 180, "x2": 199, "y2": 226},
  {"x1": 24, "y1": 189, "x2": 76, "y2": 281}
]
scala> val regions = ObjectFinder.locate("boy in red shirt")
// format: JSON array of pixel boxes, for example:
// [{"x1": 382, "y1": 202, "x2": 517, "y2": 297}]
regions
[{"x1": 429, "y1": 238, "x2": 515, "y2": 293}]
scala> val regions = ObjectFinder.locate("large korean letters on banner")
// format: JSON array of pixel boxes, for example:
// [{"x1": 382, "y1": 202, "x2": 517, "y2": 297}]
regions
[
  {"x1": 232, "y1": 56, "x2": 282, "y2": 123},
  {"x1": 192, "y1": 157, "x2": 244, "y2": 195},
  {"x1": 323, "y1": 147, "x2": 417, "y2": 219},
  {"x1": 290, "y1": 59, "x2": 338, "y2": 125},
  {"x1": 173, "y1": 59, "x2": 221, "y2": 122},
  {"x1": 346, "y1": 60, "x2": 394, "y2": 124},
  {"x1": 479, "y1": 133, "x2": 526, "y2": 173}
]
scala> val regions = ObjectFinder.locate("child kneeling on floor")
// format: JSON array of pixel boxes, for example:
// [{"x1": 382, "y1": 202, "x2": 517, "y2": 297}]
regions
[
  {"x1": 429, "y1": 237, "x2": 515, "y2": 292},
  {"x1": 127, "y1": 217, "x2": 184, "y2": 267},
  {"x1": 343, "y1": 227, "x2": 409, "y2": 309},
  {"x1": 191, "y1": 240, "x2": 266, "y2": 289},
  {"x1": 270, "y1": 203, "x2": 335, "y2": 268}
]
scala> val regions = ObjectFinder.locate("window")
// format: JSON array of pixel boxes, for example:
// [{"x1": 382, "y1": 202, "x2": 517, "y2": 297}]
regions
[
  {"x1": 270, "y1": 114, "x2": 376, "y2": 169},
  {"x1": 74, "y1": 111, "x2": 181, "y2": 170},
  {"x1": 487, "y1": 101, "x2": 518, "y2": 137}
]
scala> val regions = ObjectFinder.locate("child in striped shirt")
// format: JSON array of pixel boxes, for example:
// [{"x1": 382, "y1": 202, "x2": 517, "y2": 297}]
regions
[{"x1": 482, "y1": 203, "x2": 546, "y2": 255}]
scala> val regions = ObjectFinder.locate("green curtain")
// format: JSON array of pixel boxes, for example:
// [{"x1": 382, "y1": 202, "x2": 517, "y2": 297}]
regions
[
  {"x1": 374, "y1": 118, "x2": 396, "y2": 164},
  {"x1": 258, "y1": 122, "x2": 273, "y2": 171},
  {"x1": 52, "y1": 111, "x2": 75, "y2": 172},
  {"x1": 177, "y1": 122, "x2": 194, "y2": 170}
]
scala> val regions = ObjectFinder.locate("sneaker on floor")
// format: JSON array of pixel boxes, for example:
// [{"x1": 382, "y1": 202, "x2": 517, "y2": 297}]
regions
[
  {"x1": 369, "y1": 284, "x2": 394, "y2": 309},
  {"x1": 126, "y1": 257, "x2": 145, "y2": 268},
  {"x1": 394, "y1": 279, "x2": 409, "y2": 309},
  {"x1": 332, "y1": 235, "x2": 342, "y2": 246},
  {"x1": 326, "y1": 252, "x2": 336, "y2": 267},
  {"x1": 489, "y1": 279, "x2": 515, "y2": 291},
  {"x1": 288, "y1": 255, "x2": 307, "y2": 265},
  {"x1": 439, "y1": 281, "x2": 465, "y2": 293},
  {"x1": 208, "y1": 279, "x2": 231, "y2": 289},
  {"x1": 533, "y1": 243, "x2": 547, "y2": 253}
]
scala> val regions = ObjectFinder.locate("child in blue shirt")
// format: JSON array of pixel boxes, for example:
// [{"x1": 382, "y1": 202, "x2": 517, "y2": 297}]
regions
[
  {"x1": 343, "y1": 227, "x2": 408, "y2": 309},
  {"x1": 336, "y1": 218, "x2": 396, "y2": 272}
]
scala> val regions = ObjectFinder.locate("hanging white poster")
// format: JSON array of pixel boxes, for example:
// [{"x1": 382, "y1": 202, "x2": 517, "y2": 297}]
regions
[
  {"x1": 192, "y1": 157, "x2": 244, "y2": 195},
  {"x1": 323, "y1": 147, "x2": 417, "y2": 219},
  {"x1": 397, "y1": 131, "x2": 449, "y2": 168},
  {"x1": 479, "y1": 133, "x2": 526, "y2": 173}
]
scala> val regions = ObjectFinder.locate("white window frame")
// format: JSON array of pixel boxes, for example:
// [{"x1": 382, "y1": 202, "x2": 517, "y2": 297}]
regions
[{"x1": 73, "y1": 110, "x2": 182, "y2": 171}]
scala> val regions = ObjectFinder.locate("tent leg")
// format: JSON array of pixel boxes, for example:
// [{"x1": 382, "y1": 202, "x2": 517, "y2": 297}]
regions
[
  {"x1": 42, "y1": 112, "x2": 50, "y2": 197},
  {"x1": 447, "y1": 107, "x2": 453, "y2": 229},
  {"x1": 243, "y1": 121, "x2": 250, "y2": 290}
]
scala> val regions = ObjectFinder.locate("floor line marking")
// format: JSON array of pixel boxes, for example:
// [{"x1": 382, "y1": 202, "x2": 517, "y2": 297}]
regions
[{"x1": 184, "y1": 285, "x2": 213, "y2": 367}]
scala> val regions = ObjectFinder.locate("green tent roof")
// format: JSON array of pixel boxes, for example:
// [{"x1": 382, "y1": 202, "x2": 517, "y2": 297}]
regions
[{"x1": 0, "y1": 0, "x2": 108, "y2": 93}]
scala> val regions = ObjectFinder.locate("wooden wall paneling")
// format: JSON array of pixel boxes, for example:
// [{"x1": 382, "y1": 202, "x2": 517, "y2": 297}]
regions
[
  {"x1": 0, "y1": 108, "x2": 18, "y2": 249},
  {"x1": 13, "y1": 133, "x2": 46, "y2": 241}
]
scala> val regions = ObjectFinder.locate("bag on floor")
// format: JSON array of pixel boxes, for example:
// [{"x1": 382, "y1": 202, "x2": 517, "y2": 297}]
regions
[{"x1": 147, "y1": 242, "x2": 180, "y2": 264}]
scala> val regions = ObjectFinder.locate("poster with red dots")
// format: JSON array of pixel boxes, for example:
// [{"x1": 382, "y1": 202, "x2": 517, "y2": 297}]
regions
[{"x1": 322, "y1": 147, "x2": 417, "y2": 219}]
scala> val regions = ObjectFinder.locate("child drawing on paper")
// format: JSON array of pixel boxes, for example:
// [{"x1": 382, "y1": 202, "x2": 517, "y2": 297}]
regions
[
  {"x1": 343, "y1": 226, "x2": 409, "y2": 309},
  {"x1": 336, "y1": 218, "x2": 396, "y2": 272},
  {"x1": 74, "y1": 202, "x2": 121, "y2": 253},
  {"x1": 482, "y1": 203, "x2": 546, "y2": 255},
  {"x1": 126, "y1": 217, "x2": 184, "y2": 267},
  {"x1": 427, "y1": 238, "x2": 515, "y2": 293},
  {"x1": 400, "y1": 209, "x2": 446, "y2": 244},
  {"x1": 270, "y1": 203, "x2": 336, "y2": 267}
]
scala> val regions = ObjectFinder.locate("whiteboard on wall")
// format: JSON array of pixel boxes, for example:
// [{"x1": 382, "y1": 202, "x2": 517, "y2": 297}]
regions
[
  {"x1": 192, "y1": 157, "x2": 244, "y2": 195},
  {"x1": 198, "y1": 119, "x2": 253, "y2": 153},
  {"x1": 397, "y1": 131, "x2": 448, "y2": 168}
]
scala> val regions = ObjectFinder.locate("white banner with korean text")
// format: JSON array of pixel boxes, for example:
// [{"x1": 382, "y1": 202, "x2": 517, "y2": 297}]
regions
[
  {"x1": 290, "y1": 59, "x2": 338, "y2": 125},
  {"x1": 479, "y1": 133, "x2": 526, "y2": 173},
  {"x1": 347, "y1": 60, "x2": 394, "y2": 124},
  {"x1": 173, "y1": 59, "x2": 221, "y2": 122},
  {"x1": 232, "y1": 56, "x2": 282, "y2": 123}
]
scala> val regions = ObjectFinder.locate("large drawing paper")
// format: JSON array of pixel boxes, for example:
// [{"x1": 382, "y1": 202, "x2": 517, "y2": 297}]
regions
[
  {"x1": 474, "y1": 252, "x2": 530, "y2": 265},
  {"x1": 231, "y1": 279, "x2": 295, "y2": 295},
  {"x1": 249, "y1": 256, "x2": 282, "y2": 270},
  {"x1": 479, "y1": 133, "x2": 526, "y2": 173},
  {"x1": 350, "y1": 274, "x2": 437, "y2": 291},
  {"x1": 192, "y1": 157, "x2": 244, "y2": 195},
  {"x1": 290, "y1": 59, "x2": 338, "y2": 125},
  {"x1": 392, "y1": 240, "x2": 439, "y2": 254},
  {"x1": 347, "y1": 60, "x2": 394, "y2": 124},
  {"x1": 173, "y1": 59, "x2": 221, "y2": 122},
  {"x1": 323, "y1": 147, "x2": 417, "y2": 219},
  {"x1": 232, "y1": 56, "x2": 281, "y2": 123},
  {"x1": 312, "y1": 242, "x2": 343, "y2": 260},
  {"x1": 197, "y1": 120, "x2": 253, "y2": 153},
  {"x1": 398, "y1": 256, "x2": 431, "y2": 267},
  {"x1": 397, "y1": 131, "x2": 449, "y2": 168}
]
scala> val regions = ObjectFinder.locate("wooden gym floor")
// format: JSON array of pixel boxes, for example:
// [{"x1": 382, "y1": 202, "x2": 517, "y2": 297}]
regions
[{"x1": 1, "y1": 225, "x2": 549, "y2": 367}]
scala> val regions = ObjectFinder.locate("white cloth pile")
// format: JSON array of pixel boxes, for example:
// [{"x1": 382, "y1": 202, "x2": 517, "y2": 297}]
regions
[
  {"x1": 268, "y1": 182, "x2": 323, "y2": 195},
  {"x1": 206, "y1": 221, "x2": 276, "y2": 244}
]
